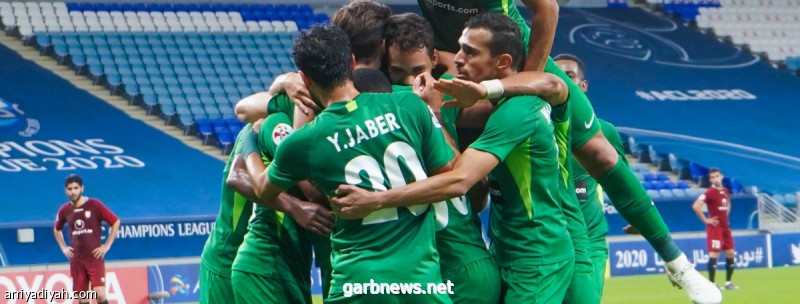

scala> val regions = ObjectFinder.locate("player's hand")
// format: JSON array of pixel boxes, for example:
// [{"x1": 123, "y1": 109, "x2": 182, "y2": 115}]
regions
[
  {"x1": 706, "y1": 217, "x2": 719, "y2": 226},
  {"x1": 92, "y1": 245, "x2": 109, "y2": 259},
  {"x1": 622, "y1": 224, "x2": 641, "y2": 235},
  {"x1": 293, "y1": 201, "x2": 334, "y2": 236},
  {"x1": 61, "y1": 246, "x2": 74, "y2": 259},
  {"x1": 414, "y1": 72, "x2": 445, "y2": 111},
  {"x1": 433, "y1": 78, "x2": 487, "y2": 108},
  {"x1": 331, "y1": 185, "x2": 382, "y2": 220},
  {"x1": 268, "y1": 72, "x2": 318, "y2": 115}
]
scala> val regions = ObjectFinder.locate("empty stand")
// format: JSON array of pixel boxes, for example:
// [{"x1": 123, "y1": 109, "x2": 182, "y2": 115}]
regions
[{"x1": 0, "y1": 2, "x2": 329, "y2": 154}]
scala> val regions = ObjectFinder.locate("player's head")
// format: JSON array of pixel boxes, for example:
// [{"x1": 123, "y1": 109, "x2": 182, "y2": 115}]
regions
[
  {"x1": 554, "y1": 54, "x2": 588, "y2": 92},
  {"x1": 353, "y1": 68, "x2": 393, "y2": 93},
  {"x1": 709, "y1": 168, "x2": 724, "y2": 188},
  {"x1": 331, "y1": 0, "x2": 391, "y2": 69},
  {"x1": 293, "y1": 25, "x2": 354, "y2": 107},
  {"x1": 64, "y1": 174, "x2": 84, "y2": 203},
  {"x1": 384, "y1": 13, "x2": 438, "y2": 86},
  {"x1": 453, "y1": 13, "x2": 524, "y2": 83}
]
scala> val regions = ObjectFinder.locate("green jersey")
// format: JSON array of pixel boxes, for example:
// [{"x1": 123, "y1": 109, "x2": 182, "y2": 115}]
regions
[
  {"x1": 470, "y1": 95, "x2": 573, "y2": 267},
  {"x1": 418, "y1": 0, "x2": 530, "y2": 54},
  {"x1": 267, "y1": 92, "x2": 454, "y2": 293},
  {"x1": 570, "y1": 119, "x2": 625, "y2": 239},
  {"x1": 392, "y1": 81, "x2": 490, "y2": 273},
  {"x1": 200, "y1": 126, "x2": 257, "y2": 277},
  {"x1": 231, "y1": 111, "x2": 314, "y2": 291}
]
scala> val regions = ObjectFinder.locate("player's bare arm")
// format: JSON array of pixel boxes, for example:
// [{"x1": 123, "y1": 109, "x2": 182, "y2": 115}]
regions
[
  {"x1": 693, "y1": 196, "x2": 718, "y2": 226},
  {"x1": 521, "y1": 0, "x2": 559, "y2": 72},
  {"x1": 434, "y1": 71, "x2": 568, "y2": 108},
  {"x1": 572, "y1": 131, "x2": 622, "y2": 177},
  {"x1": 331, "y1": 148, "x2": 497, "y2": 219},
  {"x1": 467, "y1": 177, "x2": 490, "y2": 212},
  {"x1": 93, "y1": 219, "x2": 120, "y2": 259},
  {"x1": 227, "y1": 154, "x2": 333, "y2": 236},
  {"x1": 234, "y1": 92, "x2": 273, "y2": 123},
  {"x1": 53, "y1": 226, "x2": 73, "y2": 259}
]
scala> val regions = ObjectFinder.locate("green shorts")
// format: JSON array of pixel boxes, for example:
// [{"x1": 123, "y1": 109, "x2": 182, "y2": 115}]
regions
[
  {"x1": 590, "y1": 242, "x2": 609, "y2": 298},
  {"x1": 441, "y1": 257, "x2": 500, "y2": 304},
  {"x1": 499, "y1": 258, "x2": 574, "y2": 304},
  {"x1": 231, "y1": 270, "x2": 311, "y2": 304},
  {"x1": 199, "y1": 265, "x2": 233, "y2": 304}
]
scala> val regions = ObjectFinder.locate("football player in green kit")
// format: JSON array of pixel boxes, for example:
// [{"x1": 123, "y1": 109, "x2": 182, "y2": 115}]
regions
[
  {"x1": 227, "y1": 94, "x2": 337, "y2": 303},
  {"x1": 555, "y1": 53, "x2": 626, "y2": 298},
  {"x1": 333, "y1": 14, "x2": 575, "y2": 303},
  {"x1": 384, "y1": 13, "x2": 499, "y2": 304},
  {"x1": 199, "y1": 119, "x2": 331, "y2": 303},
  {"x1": 417, "y1": 1, "x2": 722, "y2": 303},
  {"x1": 244, "y1": 25, "x2": 455, "y2": 303}
]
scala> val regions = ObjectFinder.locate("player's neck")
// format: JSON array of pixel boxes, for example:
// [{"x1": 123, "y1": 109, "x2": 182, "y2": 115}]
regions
[
  {"x1": 317, "y1": 81, "x2": 360, "y2": 108},
  {"x1": 71, "y1": 196, "x2": 87, "y2": 207}
]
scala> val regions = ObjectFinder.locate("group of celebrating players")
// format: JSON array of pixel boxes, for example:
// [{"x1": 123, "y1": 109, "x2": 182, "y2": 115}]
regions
[{"x1": 197, "y1": 1, "x2": 725, "y2": 303}]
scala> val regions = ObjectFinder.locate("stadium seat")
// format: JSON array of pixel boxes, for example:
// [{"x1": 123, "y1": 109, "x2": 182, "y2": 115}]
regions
[
  {"x1": 672, "y1": 188, "x2": 687, "y2": 198},
  {"x1": 647, "y1": 189, "x2": 661, "y2": 199}
]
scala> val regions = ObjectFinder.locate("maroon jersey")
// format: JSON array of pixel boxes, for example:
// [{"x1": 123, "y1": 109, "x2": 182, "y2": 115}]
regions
[
  {"x1": 700, "y1": 186, "x2": 731, "y2": 227},
  {"x1": 54, "y1": 198, "x2": 119, "y2": 259}
]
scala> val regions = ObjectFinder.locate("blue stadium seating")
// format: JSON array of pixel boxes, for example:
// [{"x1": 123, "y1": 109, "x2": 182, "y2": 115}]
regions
[{"x1": 660, "y1": 0, "x2": 721, "y2": 21}]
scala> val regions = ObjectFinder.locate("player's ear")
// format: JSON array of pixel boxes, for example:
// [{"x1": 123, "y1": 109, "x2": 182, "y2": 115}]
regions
[
  {"x1": 581, "y1": 80, "x2": 588, "y2": 92},
  {"x1": 350, "y1": 54, "x2": 357, "y2": 71},
  {"x1": 431, "y1": 49, "x2": 439, "y2": 66},
  {"x1": 497, "y1": 53, "x2": 513, "y2": 71}
]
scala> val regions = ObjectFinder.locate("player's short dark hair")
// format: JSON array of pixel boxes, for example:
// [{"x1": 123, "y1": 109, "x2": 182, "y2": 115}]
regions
[
  {"x1": 709, "y1": 168, "x2": 722, "y2": 175},
  {"x1": 385, "y1": 13, "x2": 435, "y2": 58},
  {"x1": 331, "y1": 0, "x2": 391, "y2": 63},
  {"x1": 293, "y1": 25, "x2": 353, "y2": 90},
  {"x1": 464, "y1": 13, "x2": 525, "y2": 71},
  {"x1": 65, "y1": 174, "x2": 83, "y2": 187},
  {"x1": 553, "y1": 53, "x2": 586, "y2": 80},
  {"x1": 353, "y1": 68, "x2": 392, "y2": 93}
]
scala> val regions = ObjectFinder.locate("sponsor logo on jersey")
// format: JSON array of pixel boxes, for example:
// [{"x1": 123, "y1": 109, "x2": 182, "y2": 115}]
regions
[
  {"x1": 272, "y1": 123, "x2": 293, "y2": 145},
  {"x1": 75, "y1": 219, "x2": 85, "y2": 230}
]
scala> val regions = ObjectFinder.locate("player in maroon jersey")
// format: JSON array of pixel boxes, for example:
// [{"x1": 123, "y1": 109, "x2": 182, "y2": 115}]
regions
[
  {"x1": 54, "y1": 174, "x2": 121, "y2": 304},
  {"x1": 692, "y1": 168, "x2": 738, "y2": 290}
]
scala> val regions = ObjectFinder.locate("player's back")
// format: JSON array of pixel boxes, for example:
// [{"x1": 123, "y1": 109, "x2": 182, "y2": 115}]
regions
[
  {"x1": 270, "y1": 91, "x2": 454, "y2": 290},
  {"x1": 201, "y1": 127, "x2": 255, "y2": 276}
]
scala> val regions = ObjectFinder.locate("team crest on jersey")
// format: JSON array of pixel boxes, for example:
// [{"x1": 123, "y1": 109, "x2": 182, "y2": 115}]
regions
[
  {"x1": 85, "y1": 211, "x2": 92, "y2": 218},
  {"x1": 272, "y1": 123, "x2": 293, "y2": 145}
]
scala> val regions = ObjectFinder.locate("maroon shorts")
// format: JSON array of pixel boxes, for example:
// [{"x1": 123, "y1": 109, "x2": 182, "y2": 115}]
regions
[
  {"x1": 706, "y1": 226, "x2": 734, "y2": 252},
  {"x1": 70, "y1": 258, "x2": 106, "y2": 292}
]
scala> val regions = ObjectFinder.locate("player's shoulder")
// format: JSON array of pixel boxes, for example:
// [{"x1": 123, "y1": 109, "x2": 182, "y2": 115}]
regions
[
  {"x1": 58, "y1": 202, "x2": 71, "y2": 212},
  {"x1": 504, "y1": 95, "x2": 547, "y2": 109},
  {"x1": 87, "y1": 198, "x2": 106, "y2": 207}
]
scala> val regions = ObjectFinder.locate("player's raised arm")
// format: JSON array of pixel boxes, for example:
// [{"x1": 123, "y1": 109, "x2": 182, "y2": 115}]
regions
[
  {"x1": 520, "y1": 0, "x2": 559, "y2": 72},
  {"x1": 434, "y1": 72, "x2": 568, "y2": 108},
  {"x1": 235, "y1": 92, "x2": 273, "y2": 123}
]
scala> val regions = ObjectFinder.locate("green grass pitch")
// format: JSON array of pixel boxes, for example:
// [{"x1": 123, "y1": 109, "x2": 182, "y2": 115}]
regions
[{"x1": 601, "y1": 267, "x2": 800, "y2": 304}]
